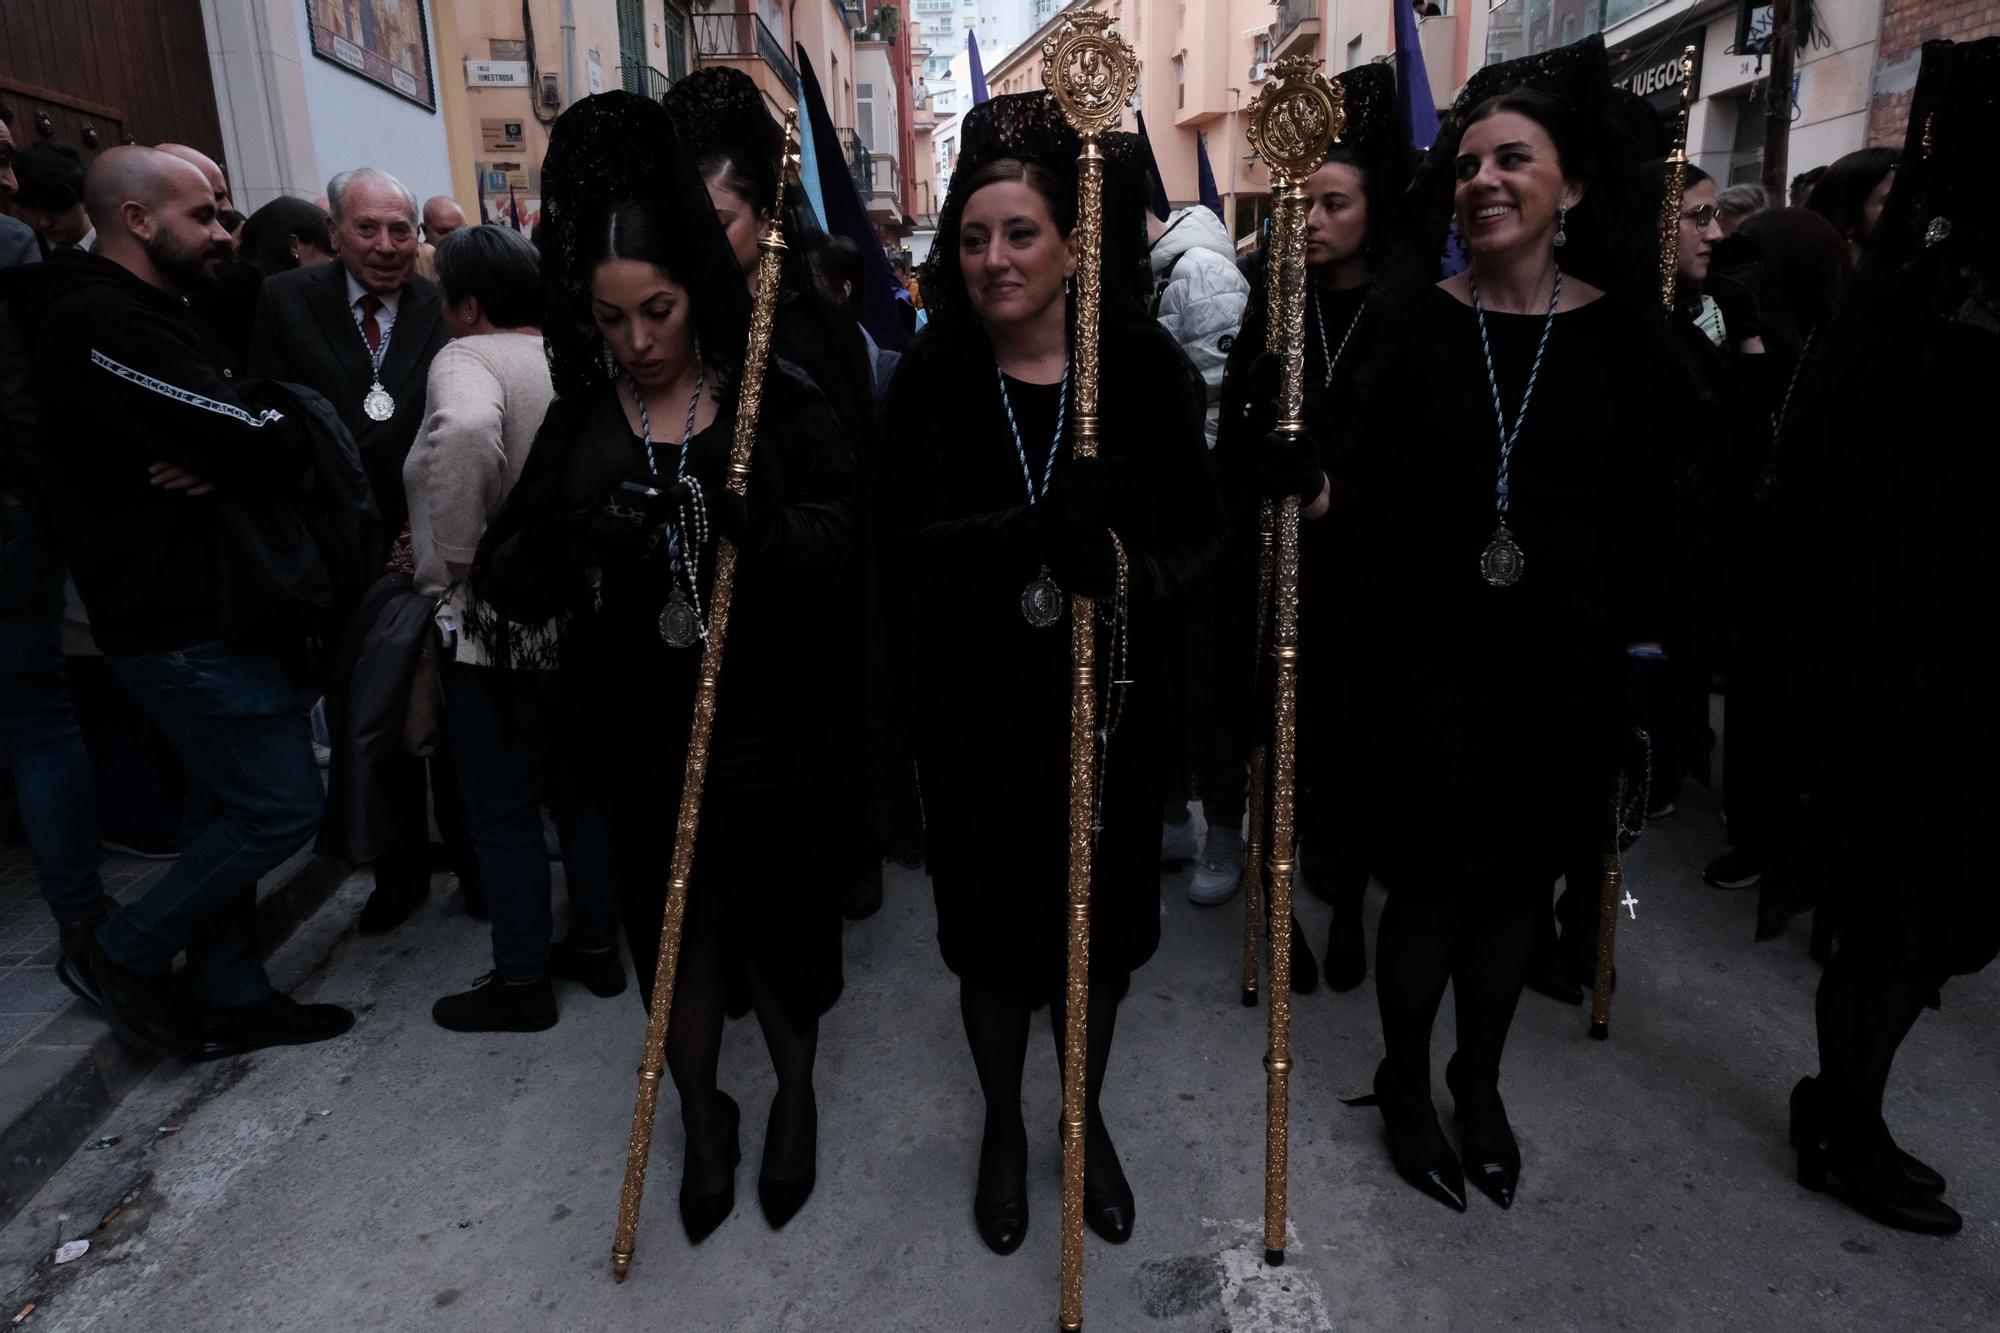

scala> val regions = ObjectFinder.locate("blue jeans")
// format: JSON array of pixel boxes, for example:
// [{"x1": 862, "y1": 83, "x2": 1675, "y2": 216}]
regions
[
  {"x1": 0, "y1": 505, "x2": 106, "y2": 926},
  {"x1": 444, "y1": 662, "x2": 617, "y2": 983},
  {"x1": 99, "y1": 642, "x2": 323, "y2": 1005}
]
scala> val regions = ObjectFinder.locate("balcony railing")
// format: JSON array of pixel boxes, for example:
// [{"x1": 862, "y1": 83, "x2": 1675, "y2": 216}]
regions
[
  {"x1": 693, "y1": 12, "x2": 801, "y2": 96},
  {"x1": 834, "y1": 127, "x2": 872, "y2": 195},
  {"x1": 620, "y1": 59, "x2": 675, "y2": 100},
  {"x1": 1272, "y1": 0, "x2": 1320, "y2": 55}
]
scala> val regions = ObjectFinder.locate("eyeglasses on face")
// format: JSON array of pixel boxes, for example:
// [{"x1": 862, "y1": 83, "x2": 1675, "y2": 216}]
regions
[{"x1": 1682, "y1": 204, "x2": 1720, "y2": 228}]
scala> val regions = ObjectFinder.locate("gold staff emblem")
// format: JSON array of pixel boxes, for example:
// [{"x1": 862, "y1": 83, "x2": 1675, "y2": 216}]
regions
[
  {"x1": 1041, "y1": 13, "x2": 1136, "y2": 1332},
  {"x1": 1240, "y1": 52, "x2": 1342, "y2": 1271}
]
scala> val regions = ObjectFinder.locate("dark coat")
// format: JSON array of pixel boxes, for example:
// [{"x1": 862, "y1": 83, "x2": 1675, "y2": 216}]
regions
[
  {"x1": 877, "y1": 316, "x2": 1225, "y2": 1002},
  {"x1": 246, "y1": 260, "x2": 445, "y2": 539},
  {"x1": 1, "y1": 251, "x2": 311, "y2": 655},
  {"x1": 475, "y1": 368, "x2": 858, "y2": 1028}
]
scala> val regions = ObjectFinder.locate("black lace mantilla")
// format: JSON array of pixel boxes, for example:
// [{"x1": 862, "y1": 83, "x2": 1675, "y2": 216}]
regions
[
  {"x1": 661, "y1": 66, "x2": 783, "y2": 207},
  {"x1": 1389, "y1": 34, "x2": 1655, "y2": 310},
  {"x1": 919, "y1": 92, "x2": 1154, "y2": 328},
  {"x1": 1874, "y1": 36, "x2": 1999, "y2": 326},
  {"x1": 536, "y1": 91, "x2": 750, "y2": 403}
]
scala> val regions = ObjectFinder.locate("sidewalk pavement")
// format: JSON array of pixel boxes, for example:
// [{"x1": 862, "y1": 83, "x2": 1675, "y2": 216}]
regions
[{"x1": 0, "y1": 836, "x2": 351, "y2": 1220}]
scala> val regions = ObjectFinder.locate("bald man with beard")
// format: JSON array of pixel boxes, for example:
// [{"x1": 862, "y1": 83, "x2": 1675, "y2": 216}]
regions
[
  {"x1": 157, "y1": 142, "x2": 262, "y2": 359},
  {"x1": 1, "y1": 146, "x2": 356, "y2": 1059}
]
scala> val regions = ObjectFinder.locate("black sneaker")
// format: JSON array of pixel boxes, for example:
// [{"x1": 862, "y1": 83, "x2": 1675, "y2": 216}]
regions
[
  {"x1": 82, "y1": 942, "x2": 197, "y2": 1058},
  {"x1": 549, "y1": 943, "x2": 627, "y2": 998},
  {"x1": 194, "y1": 992, "x2": 356, "y2": 1060},
  {"x1": 1704, "y1": 849, "x2": 1764, "y2": 890},
  {"x1": 433, "y1": 973, "x2": 559, "y2": 1032}
]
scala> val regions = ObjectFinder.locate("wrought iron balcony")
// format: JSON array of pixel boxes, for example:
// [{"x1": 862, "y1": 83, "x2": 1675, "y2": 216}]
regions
[
  {"x1": 692, "y1": 12, "x2": 801, "y2": 97},
  {"x1": 1272, "y1": 0, "x2": 1321, "y2": 57},
  {"x1": 620, "y1": 59, "x2": 675, "y2": 100}
]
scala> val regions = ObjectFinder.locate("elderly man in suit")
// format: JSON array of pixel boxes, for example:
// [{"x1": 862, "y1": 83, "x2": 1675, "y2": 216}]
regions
[{"x1": 248, "y1": 166, "x2": 469, "y2": 934}]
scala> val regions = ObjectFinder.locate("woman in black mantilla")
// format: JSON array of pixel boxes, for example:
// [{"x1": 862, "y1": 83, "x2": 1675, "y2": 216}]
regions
[
  {"x1": 1319, "y1": 37, "x2": 1674, "y2": 1213},
  {"x1": 1216, "y1": 64, "x2": 1409, "y2": 994},
  {"x1": 663, "y1": 66, "x2": 897, "y2": 918},
  {"x1": 472, "y1": 93, "x2": 855, "y2": 1242},
  {"x1": 877, "y1": 93, "x2": 1224, "y2": 1256},
  {"x1": 1778, "y1": 35, "x2": 1999, "y2": 1237}
]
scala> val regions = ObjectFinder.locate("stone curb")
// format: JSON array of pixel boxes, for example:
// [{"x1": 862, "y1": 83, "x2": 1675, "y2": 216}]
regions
[{"x1": 0, "y1": 850, "x2": 354, "y2": 1221}]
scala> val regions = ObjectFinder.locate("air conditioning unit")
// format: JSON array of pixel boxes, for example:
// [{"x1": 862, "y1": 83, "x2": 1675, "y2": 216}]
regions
[{"x1": 1249, "y1": 61, "x2": 1272, "y2": 81}]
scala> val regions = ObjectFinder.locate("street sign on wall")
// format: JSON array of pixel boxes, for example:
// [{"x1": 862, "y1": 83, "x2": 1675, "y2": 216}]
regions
[{"x1": 465, "y1": 60, "x2": 530, "y2": 87}]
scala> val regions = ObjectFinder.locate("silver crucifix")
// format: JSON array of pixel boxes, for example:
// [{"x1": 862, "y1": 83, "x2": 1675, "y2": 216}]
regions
[{"x1": 1621, "y1": 889, "x2": 1639, "y2": 921}]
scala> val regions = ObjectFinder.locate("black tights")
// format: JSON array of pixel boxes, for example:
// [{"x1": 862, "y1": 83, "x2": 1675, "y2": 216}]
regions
[
  {"x1": 1375, "y1": 893, "x2": 1535, "y2": 1095},
  {"x1": 959, "y1": 978, "x2": 1123, "y2": 1193},
  {"x1": 637, "y1": 901, "x2": 819, "y2": 1188},
  {"x1": 1814, "y1": 939, "x2": 1945, "y2": 1145}
]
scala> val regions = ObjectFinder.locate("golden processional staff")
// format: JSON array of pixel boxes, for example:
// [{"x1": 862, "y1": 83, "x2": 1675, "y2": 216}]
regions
[
  {"x1": 609, "y1": 111, "x2": 803, "y2": 1282},
  {"x1": 1041, "y1": 14, "x2": 1136, "y2": 1331},
  {"x1": 1241, "y1": 56, "x2": 1342, "y2": 1266},
  {"x1": 1590, "y1": 44, "x2": 1696, "y2": 1042}
]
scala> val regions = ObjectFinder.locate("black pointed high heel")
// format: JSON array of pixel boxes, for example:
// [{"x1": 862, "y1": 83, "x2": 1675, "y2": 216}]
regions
[
  {"x1": 1446, "y1": 1056, "x2": 1521, "y2": 1209},
  {"x1": 1080, "y1": 1113, "x2": 1135, "y2": 1244},
  {"x1": 757, "y1": 1091, "x2": 817, "y2": 1230},
  {"x1": 1349, "y1": 1060, "x2": 1466, "y2": 1213},
  {"x1": 973, "y1": 1114, "x2": 1029, "y2": 1255},
  {"x1": 679, "y1": 1092, "x2": 741, "y2": 1245},
  {"x1": 1789, "y1": 1077, "x2": 1944, "y2": 1195}
]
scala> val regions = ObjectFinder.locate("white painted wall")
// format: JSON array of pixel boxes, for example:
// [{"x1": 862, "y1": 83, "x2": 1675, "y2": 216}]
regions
[
  {"x1": 292, "y1": 1, "x2": 455, "y2": 199},
  {"x1": 203, "y1": 0, "x2": 452, "y2": 207}
]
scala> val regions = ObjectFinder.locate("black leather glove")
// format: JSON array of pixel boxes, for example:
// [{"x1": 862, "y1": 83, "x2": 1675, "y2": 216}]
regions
[
  {"x1": 582, "y1": 475, "x2": 677, "y2": 562},
  {"x1": 1050, "y1": 528, "x2": 1118, "y2": 599},
  {"x1": 1037, "y1": 455, "x2": 1116, "y2": 549},
  {"x1": 1255, "y1": 426, "x2": 1327, "y2": 504}
]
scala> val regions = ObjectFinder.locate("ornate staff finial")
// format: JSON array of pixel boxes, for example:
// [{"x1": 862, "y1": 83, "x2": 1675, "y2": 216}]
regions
[
  {"x1": 1244, "y1": 55, "x2": 1344, "y2": 187},
  {"x1": 1042, "y1": 11, "x2": 1138, "y2": 137}
]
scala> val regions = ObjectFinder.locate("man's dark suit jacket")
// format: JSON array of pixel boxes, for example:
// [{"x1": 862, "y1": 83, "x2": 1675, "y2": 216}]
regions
[{"x1": 247, "y1": 260, "x2": 445, "y2": 537}]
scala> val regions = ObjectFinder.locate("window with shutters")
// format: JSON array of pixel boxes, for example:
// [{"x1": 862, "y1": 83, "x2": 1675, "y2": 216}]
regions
[{"x1": 616, "y1": 0, "x2": 646, "y2": 93}]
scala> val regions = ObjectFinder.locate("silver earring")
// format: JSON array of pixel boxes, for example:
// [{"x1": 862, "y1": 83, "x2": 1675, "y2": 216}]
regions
[
  {"x1": 1554, "y1": 204, "x2": 1569, "y2": 248},
  {"x1": 602, "y1": 343, "x2": 618, "y2": 379}
]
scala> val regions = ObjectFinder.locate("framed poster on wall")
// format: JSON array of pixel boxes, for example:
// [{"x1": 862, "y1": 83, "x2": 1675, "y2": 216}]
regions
[{"x1": 306, "y1": 0, "x2": 437, "y2": 111}]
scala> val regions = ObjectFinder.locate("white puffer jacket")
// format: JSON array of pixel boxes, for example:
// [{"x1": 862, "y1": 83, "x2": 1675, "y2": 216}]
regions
[{"x1": 1148, "y1": 206, "x2": 1250, "y2": 448}]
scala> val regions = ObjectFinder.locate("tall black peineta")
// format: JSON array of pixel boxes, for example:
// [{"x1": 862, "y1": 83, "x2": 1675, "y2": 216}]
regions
[{"x1": 536, "y1": 90, "x2": 750, "y2": 403}]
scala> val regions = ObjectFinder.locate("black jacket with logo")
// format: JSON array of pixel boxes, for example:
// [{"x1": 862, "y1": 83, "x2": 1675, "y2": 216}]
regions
[{"x1": 2, "y1": 251, "x2": 310, "y2": 654}]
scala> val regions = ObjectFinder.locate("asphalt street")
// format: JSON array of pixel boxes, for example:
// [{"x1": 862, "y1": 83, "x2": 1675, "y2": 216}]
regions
[{"x1": 3, "y1": 752, "x2": 1996, "y2": 1332}]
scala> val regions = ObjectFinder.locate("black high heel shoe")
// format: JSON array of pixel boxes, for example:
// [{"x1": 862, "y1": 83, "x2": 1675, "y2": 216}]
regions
[
  {"x1": 757, "y1": 1091, "x2": 818, "y2": 1230},
  {"x1": 973, "y1": 1114, "x2": 1029, "y2": 1255},
  {"x1": 1446, "y1": 1056, "x2": 1521, "y2": 1209},
  {"x1": 679, "y1": 1092, "x2": 742, "y2": 1245},
  {"x1": 1789, "y1": 1077, "x2": 1945, "y2": 1195},
  {"x1": 1075, "y1": 1112, "x2": 1135, "y2": 1244},
  {"x1": 1348, "y1": 1060, "x2": 1466, "y2": 1213}
]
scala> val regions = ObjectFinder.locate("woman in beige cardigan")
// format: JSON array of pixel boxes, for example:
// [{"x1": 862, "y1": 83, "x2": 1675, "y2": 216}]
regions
[{"x1": 402, "y1": 224, "x2": 622, "y2": 1033}]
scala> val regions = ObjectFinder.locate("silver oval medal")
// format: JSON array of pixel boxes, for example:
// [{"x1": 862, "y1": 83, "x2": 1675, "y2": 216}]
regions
[
  {"x1": 658, "y1": 585, "x2": 699, "y2": 649},
  {"x1": 1480, "y1": 524, "x2": 1524, "y2": 588},
  {"x1": 363, "y1": 382, "x2": 396, "y2": 423},
  {"x1": 1021, "y1": 566, "x2": 1063, "y2": 629},
  {"x1": 1753, "y1": 464, "x2": 1778, "y2": 504}
]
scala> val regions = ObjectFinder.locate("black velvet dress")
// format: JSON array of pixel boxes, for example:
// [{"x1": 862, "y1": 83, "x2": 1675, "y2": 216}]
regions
[
  {"x1": 1355, "y1": 286, "x2": 1671, "y2": 899},
  {"x1": 474, "y1": 368, "x2": 856, "y2": 1027},
  {"x1": 878, "y1": 318, "x2": 1225, "y2": 1002},
  {"x1": 1214, "y1": 278, "x2": 1378, "y2": 866}
]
